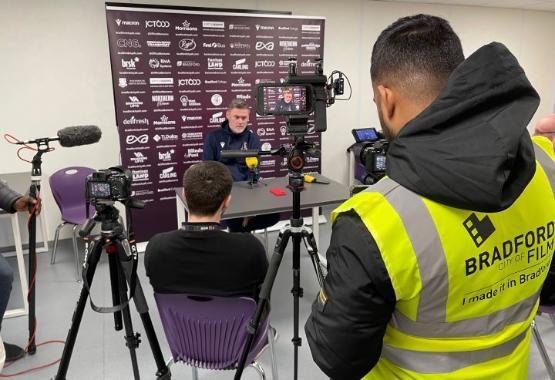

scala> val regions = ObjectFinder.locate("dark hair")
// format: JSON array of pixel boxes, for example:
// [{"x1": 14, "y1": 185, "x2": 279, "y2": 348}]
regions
[
  {"x1": 371, "y1": 14, "x2": 464, "y2": 99},
  {"x1": 227, "y1": 98, "x2": 249, "y2": 110},
  {"x1": 183, "y1": 161, "x2": 233, "y2": 216}
]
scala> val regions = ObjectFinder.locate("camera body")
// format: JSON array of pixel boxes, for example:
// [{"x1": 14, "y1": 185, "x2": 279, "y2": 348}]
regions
[
  {"x1": 86, "y1": 166, "x2": 132, "y2": 204},
  {"x1": 350, "y1": 128, "x2": 389, "y2": 185}
]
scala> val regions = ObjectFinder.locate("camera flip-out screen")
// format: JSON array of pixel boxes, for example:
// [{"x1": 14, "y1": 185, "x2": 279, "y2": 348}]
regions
[
  {"x1": 89, "y1": 182, "x2": 111, "y2": 198},
  {"x1": 256, "y1": 84, "x2": 312, "y2": 116}
]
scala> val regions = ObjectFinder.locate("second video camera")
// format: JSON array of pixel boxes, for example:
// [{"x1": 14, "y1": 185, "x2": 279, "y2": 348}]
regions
[{"x1": 350, "y1": 127, "x2": 389, "y2": 185}]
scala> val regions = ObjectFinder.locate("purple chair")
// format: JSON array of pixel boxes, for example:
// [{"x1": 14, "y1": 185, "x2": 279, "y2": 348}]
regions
[
  {"x1": 533, "y1": 304, "x2": 555, "y2": 379},
  {"x1": 49, "y1": 166, "x2": 95, "y2": 281},
  {"x1": 154, "y1": 293, "x2": 278, "y2": 380}
]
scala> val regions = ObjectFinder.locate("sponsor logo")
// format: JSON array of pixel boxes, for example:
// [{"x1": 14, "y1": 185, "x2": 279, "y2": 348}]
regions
[
  {"x1": 207, "y1": 57, "x2": 223, "y2": 70},
  {"x1": 257, "y1": 128, "x2": 266, "y2": 136},
  {"x1": 255, "y1": 41, "x2": 274, "y2": 51},
  {"x1": 203, "y1": 42, "x2": 226, "y2": 49},
  {"x1": 182, "y1": 131, "x2": 203, "y2": 140},
  {"x1": 280, "y1": 125, "x2": 287, "y2": 136},
  {"x1": 229, "y1": 42, "x2": 250, "y2": 49},
  {"x1": 185, "y1": 148, "x2": 203, "y2": 158},
  {"x1": 126, "y1": 134, "x2": 149, "y2": 144},
  {"x1": 117, "y1": 38, "x2": 141, "y2": 48},
  {"x1": 149, "y1": 77, "x2": 174, "y2": 85},
  {"x1": 179, "y1": 95, "x2": 201, "y2": 107},
  {"x1": 203, "y1": 21, "x2": 225, "y2": 29},
  {"x1": 210, "y1": 112, "x2": 225, "y2": 124},
  {"x1": 261, "y1": 142, "x2": 272, "y2": 151},
  {"x1": 153, "y1": 133, "x2": 178, "y2": 142},
  {"x1": 179, "y1": 78, "x2": 201, "y2": 86},
  {"x1": 236, "y1": 93, "x2": 251, "y2": 101},
  {"x1": 124, "y1": 116, "x2": 149, "y2": 125},
  {"x1": 255, "y1": 24, "x2": 274, "y2": 31},
  {"x1": 279, "y1": 40, "x2": 298, "y2": 49},
  {"x1": 211, "y1": 94, "x2": 223, "y2": 106},
  {"x1": 179, "y1": 38, "x2": 196, "y2": 51},
  {"x1": 115, "y1": 19, "x2": 140, "y2": 27},
  {"x1": 232, "y1": 58, "x2": 249, "y2": 70},
  {"x1": 132, "y1": 169, "x2": 149, "y2": 181},
  {"x1": 145, "y1": 20, "x2": 170, "y2": 28},
  {"x1": 204, "y1": 79, "x2": 226, "y2": 85},
  {"x1": 176, "y1": 60, "x2": 200, "y2": 67},
  {"x1": 302, "y1": 42, "x2": 321, "y2": 51},
  {"x1": 278, "y1": 26, "x2": 297, "y2": 31},
  {"x1": 302, "y1": 24, "x2": 321, "y2": 32},
  {"x1": 158, "y1": 149, "x2": 175, "y2": 162},
  {"x1": 181, "y1": 115, "x2": 202, "y2": 122},
  {"x1": 153, "y1": 115, "x2": 176, "y2": 126},
  {"x1": 152, "y1": 94, "x2": 174, "y2": 106},
  {"x1": 231, "y1": 77, "x2": 251, "y2": 88},
  {"x1": 175, "y1": 20, "x2": 198, "y2": 32},
  {"x1": 125, "y1": 96, "x2": 143, "y2": 108},
  {"x1": 146, "y1": 40, "x2": 171, "y2": 48},
  {"x1": 148, "y1": 58, "x2": 171, "y2": 69},
  {"x1": 229, "y1": 24, "x2": 250, "y2": 30},
  {"x1": 255, "y1": 60, "x2": 275, "y2": 68},
  {"x1": 160, "y1": 166, "x2": 178, "y2": 179},
  {"x1": 121, "y1": 57, "x2": 139, "y2": 69},
  {"x1": 118, "y1": 77, "x2": 147, "y2": 88},
  {"x1": 301, "y1": 59, "x2": 317, "y2": 68},
  {"x1": 130, "y1": 152, "x2": 148, "y2": 164},
  {"x1": 278, "y1": 60, "x2": 291, "y2": 67}
]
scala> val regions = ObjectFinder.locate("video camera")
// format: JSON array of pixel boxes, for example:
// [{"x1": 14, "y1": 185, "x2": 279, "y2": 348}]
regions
[
  {"x1": 255, "y1": 58, "x2": 346, "y2": 134},
  {"x1": 350, "y1": 127, "x2": 389, "y2": 185},
  {"x1": 85, "y1": 166, "x2": 132, "y2": 205}
]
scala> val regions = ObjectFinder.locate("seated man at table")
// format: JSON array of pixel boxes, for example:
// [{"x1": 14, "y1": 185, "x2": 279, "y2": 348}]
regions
[
  {"x1": 144, "y1": 161, "x2": 268, "y2": 300},
  {"x1": 203, "y1": 98, "x2": 280, "y2": 232}
]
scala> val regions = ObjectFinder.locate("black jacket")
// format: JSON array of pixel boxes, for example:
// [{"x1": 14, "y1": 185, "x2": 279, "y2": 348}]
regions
[
  {"x1": 0, "y1": 181, "x2": 22, "y2": 213},
  {"x1": 305, "y1": 43, "x2": 542, "y2": 380}
]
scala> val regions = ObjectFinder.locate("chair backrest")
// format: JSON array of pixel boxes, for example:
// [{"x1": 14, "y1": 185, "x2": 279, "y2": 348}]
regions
[
  {"x1": 154, "y1": 293, "x2": 267, "y2": 370},
  {"x1": 49, "y1": 166, "x2": 95, "y2": 223}
]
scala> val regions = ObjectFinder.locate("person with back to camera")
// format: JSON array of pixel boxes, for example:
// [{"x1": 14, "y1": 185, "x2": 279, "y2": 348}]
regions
[
  {"x1": 144, "y1": 161, "x2": 268, "y2": 300},
  {"x1": 0, "y1": 181, "x2": 41, "y2": 363},
  {"x1": 305, "y1": 14, "x2": 555, "y2": 380},
  {"x1": 273, "y1": 87, "x2": 299, "y2": 113},
  {"x1": 203, "y1": 98, "x2": 280, "y2": 233}
]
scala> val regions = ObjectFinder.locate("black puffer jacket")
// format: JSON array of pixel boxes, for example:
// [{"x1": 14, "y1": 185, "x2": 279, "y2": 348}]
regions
[{"x1": 305, "y1": 42, "x2": 542, "y2": 380}]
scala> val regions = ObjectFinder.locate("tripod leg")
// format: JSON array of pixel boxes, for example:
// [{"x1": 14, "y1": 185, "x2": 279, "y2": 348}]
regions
[
  {"x1": 116, "y1": 259, "x2": 141, "y2": 380},
  {"x1": 117, "y1": 250, "x2": 172, "y2": 379},
  {"x1": 302, "y1": 229, "x2": 326, "y2": 287},
  {"x1": 108, "y1": 253, "x2": 123, "y2": 331},
  {"x1": 235, "y1": 229, "x2": 292, "y2": 380},
  {"x1": 55, "y1": 239, "x2": 104, "y2": 380},
  {"x1": 291, "y1": 231, "x2": 302, "y2": 380}
]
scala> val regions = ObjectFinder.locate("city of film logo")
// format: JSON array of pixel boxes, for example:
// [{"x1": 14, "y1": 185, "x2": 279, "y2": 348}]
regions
[{"x1": 463, "y1": 213, "x2": 495, "y2": 248}]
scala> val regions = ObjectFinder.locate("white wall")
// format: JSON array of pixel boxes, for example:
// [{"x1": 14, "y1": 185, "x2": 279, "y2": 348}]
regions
[{"x1": 1, "y1": 0, "x2": 554, "y2": 244}]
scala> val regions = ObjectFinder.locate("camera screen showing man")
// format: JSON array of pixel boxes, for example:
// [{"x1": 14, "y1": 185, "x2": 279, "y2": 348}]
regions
[{"x1": 273, "y1": 87, "x2": 301, "y2": 113}]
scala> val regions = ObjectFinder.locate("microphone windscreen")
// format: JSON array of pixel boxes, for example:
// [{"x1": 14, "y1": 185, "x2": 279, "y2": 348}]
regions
[
  {"x1": 57, "y1": 126, "x2": 102, "y2": 147},
  {"x1": 245, "y1": 156, "x2": 259, "y2": 169}
]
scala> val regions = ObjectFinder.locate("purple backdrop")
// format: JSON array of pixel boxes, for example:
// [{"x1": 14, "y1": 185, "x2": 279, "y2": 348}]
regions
[{"x1": 106, "y1": 4, "x2": 325, "y2": 241}]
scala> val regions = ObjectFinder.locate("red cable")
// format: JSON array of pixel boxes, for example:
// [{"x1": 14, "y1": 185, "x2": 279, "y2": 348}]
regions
[{"x1": 3, "y1": 133, "x2": 55, "y2": 164}]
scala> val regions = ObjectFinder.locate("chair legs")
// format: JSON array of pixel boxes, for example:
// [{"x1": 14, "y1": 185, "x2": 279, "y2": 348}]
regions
[
  {"x1": 191, "y1": 366, "x2": 199, "y2": 380},
  {"x1": 268, "y1": 325, "x2": 278, "y2": 380},
  {"x1": 532, "y1": 319, "x2": 555, "y2": 380},
  {"x1": 249, "y1": 361, "x2": 266, "y2": 380},
  {"x1": 51, "y1": 222, "x2": 67, "y2": 264},
  {"x1": 72, "y1": 224, "x2": 81, "y2": 282}
]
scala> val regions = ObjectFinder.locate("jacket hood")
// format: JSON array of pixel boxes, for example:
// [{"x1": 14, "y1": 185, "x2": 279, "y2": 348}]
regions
[{"x1": 386, "y1": 42, "x2": 539, "y2": 212}]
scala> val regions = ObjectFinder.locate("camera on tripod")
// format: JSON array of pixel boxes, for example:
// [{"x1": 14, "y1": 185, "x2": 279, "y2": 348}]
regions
[
  {"x1": 86, "y1": 166, "x2": 132, "y2": 204},
  {"x1": 350, "y1": 127, "x2": 389, "y2": 185}
]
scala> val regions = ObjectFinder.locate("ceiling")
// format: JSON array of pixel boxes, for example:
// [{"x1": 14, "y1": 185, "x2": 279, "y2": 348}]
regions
[{"x1": 376, "y1": 0, "x2": 555, "y2": 12}]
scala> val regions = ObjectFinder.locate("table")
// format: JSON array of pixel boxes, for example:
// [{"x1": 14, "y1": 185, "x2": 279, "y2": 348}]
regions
[
  {"x1": 175, "y1": 175, "x2": 350, "y2": 262},
  {"x1": 0, "y1": 172, "x2": 50, "y2": 318}
]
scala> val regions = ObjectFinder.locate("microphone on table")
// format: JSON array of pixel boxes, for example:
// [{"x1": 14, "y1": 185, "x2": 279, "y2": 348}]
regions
[{"x1": 245, "y1": 156, "x2": 259, "y2": 186}]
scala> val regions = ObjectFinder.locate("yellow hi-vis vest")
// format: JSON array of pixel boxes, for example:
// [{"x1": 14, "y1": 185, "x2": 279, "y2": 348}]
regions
[{"x1": 331, "y1": 137, "x2": 555, "y2": 380}]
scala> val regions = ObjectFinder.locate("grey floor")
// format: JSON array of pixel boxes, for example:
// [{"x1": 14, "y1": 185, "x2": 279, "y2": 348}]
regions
[{"x1": 1, "y1": 212, "x2": 555, "y2": 379}]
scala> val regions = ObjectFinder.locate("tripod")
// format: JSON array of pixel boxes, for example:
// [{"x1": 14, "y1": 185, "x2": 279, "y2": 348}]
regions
[
  {"x1": 235, "y1": 134, "x2": 327, "y2": 380},
  {"x1": 55, "y1": 202, "x2": 171, "y2": 380}
]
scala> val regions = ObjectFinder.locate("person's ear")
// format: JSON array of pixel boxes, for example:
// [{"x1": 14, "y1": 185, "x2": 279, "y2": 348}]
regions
[
  {"x1": 225, "y1": 109, "x2": 231, "y2": 120},
  {"x1": 223, "y1": 194, "x2": 232, "y2": 209},
  {"x1": 377, "y1": 84, "x2": 396, "y2": 124}
]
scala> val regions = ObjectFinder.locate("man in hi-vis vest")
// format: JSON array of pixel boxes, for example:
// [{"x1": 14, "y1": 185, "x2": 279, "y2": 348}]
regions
[{"x1": 305, "y1": 14, "x2": 555, "y2": 380}]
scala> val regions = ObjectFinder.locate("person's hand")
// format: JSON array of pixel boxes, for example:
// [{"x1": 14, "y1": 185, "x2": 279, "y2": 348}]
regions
[
  {"x1": 534, "y1": 114, "x2": 555, "y2": 145},
  {"x1": 13, "y1": 195, "x2": 42, "y2": 215}
]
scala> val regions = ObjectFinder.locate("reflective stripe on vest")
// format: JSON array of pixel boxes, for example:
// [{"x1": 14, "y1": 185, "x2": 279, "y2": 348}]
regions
[{"x1": 533, "y1": 139, "x2": 555, "y2": 194}]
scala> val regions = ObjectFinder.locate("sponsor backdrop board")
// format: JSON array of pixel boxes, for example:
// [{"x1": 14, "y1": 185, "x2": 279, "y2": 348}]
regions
[{"x1": 106, "y1": 3, "x2": 325, "y2": 241}]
